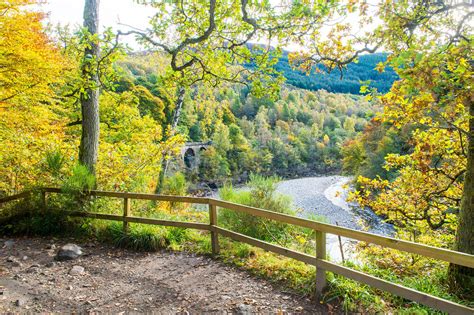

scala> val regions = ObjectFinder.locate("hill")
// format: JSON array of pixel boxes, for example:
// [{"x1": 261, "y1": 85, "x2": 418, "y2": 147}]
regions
[
  {"x1": 117, "y1": 53, "x2": 379, "y2": 181},
  {"x1": 275, "y1": 52, "x2": 397, "y2": 94},
  {"x1": 245, "y1": 48, "x2": 397, "y2": 94}
]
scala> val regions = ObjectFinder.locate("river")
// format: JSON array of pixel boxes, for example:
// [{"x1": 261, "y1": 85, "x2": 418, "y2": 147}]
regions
[
  {"x1": 209, "y1": 175, "x2": 394, "y2": 262},
  {"x1": 273, "y1": 176, "x2": 394, "y2": 262}
]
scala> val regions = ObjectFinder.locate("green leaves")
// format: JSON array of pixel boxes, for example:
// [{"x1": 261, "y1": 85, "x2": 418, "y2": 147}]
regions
[
  {"x1": 132, "y1": 1, "x2": 336, "y2": 98},
  {"x1": 62, "y1": 164, "x2": 96, "y2": 193}
]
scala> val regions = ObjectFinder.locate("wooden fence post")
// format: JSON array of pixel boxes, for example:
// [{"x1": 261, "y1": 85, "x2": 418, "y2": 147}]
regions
[
  {"x1": 123, "y1": 197, "x2": 130, "y2": 233},
  {"x1": 209, "y1": 203, "x2": 220, "y2": 256},
  {"x1": 315, "y1": 230, "x2": 327, "y2": 299}
]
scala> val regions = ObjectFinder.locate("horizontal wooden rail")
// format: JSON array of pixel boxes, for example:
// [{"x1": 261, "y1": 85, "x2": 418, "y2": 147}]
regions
[
  {"x1": 317, "y1": 260, "x2": 472, "y2": 314},
  {"x1": 0, "y1": 191, "x2": 31, "y2": 204},
  {"x1": 68, "y1": 211, "x2": 211, "y2": 231},
  {"x1": 1, "y1": 188, "x2": 473, "y2": 313},
  {"x1": 214, "y1": 226, "x2": 473, "y2": 314},
  {"x1": 210, "y1": 199, "x2": 474, "y2": 269},
  {"x1": 43, "y1": 188, "x2": 210, "y2": 204}
]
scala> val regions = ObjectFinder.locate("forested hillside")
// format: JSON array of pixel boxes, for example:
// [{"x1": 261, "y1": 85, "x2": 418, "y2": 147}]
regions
[
  {"x1": 246, "y1": 50, "x2": 398, "y2": 94},
  {"x1": 277, "y1": 52, "x2": 398, "y2": 94},
  {"x1": 118, "y1": 53, "x2": 377, "y2": 183}
]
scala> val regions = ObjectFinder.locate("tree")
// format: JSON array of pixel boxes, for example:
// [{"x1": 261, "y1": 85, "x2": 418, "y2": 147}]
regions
[
  {"x1": 298, "y1": 0, "x2": 473, "y2": 295},
  {"x1": 79, "y1": 0, "x2": 101, "y2": 176},
  {"x1": 199, "y1": 147, "x2": 230, "y2": 184},
  {"x1": 212, "y1": 123, "x2": 231, "y2": 155},
  {"x1": 371, "y1": 2, "x2": 473, "y2": 295},
  {"x1": 0, "y1": 0, "x2": 71, "y2": 193},
  {"x1": 121, "y1": 0, "x2": 338, "y2": 191},
  {"x1": 0, "y1": 0, "x2": 66, "y2": 104}
]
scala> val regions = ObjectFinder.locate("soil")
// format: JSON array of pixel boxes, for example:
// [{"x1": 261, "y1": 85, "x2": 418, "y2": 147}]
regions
[{"x1": 0, "y1": 237, "x2": 331, "y2": 314}]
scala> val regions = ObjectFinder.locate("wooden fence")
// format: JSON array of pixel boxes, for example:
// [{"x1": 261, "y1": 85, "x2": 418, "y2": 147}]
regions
[{"x1": 1, "y1": 188, "x2": 473, "y2": 314}]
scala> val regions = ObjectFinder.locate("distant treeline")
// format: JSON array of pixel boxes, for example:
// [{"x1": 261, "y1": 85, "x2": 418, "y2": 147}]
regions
[{"x1": 249, "y1": 51, "x2": 398, "y2": 94}]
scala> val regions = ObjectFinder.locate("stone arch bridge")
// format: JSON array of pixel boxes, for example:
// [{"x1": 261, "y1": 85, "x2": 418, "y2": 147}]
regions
[{"x1": 181, "y1": 141, "x2": 212, "y2": 169}]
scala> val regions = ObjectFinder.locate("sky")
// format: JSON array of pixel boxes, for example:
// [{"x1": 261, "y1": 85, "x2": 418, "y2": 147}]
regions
[
  {"x1": 38, "y1": 0, "x2": 156, "y2": 49},
  {"x1": 38, "y1": 0, "x2": 345, "y2": 52},
  {"x1": 39, "y1": 0, "x2": 153, "y2": 30},
  {"x1": 37, "y1": 0, "x2": 379, "y2": 52}
]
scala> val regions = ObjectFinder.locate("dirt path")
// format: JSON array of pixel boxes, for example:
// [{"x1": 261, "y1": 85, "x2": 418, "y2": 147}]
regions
[{"x1": 0, "y1": 237, "x2": 329, "y2": 314}]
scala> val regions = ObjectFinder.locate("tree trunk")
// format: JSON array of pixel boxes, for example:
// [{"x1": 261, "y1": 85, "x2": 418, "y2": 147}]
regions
[
  {"x1": 155, "y1": 86, "x2": 185, "y2": 194},
  {"x1": 449, "y1": 95, "x2": 474, "y2": 298},
  {"x1": 79, "y1": 0, "x2": 100, "y2": 176},
  {"x1": 170, "y1": 86, "x2": 186, "y2": 130}
]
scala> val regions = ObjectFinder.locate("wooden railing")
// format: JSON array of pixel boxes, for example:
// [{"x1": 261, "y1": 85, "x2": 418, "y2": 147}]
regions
[{"x1": 1, "y1": 188, "x2": 473, "y2": 314}]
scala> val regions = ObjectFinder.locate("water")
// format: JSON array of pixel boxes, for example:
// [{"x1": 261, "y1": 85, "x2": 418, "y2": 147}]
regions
[
  {"x1": 207, "y1": 175, "x2": 394, "y2": 263},
  {"x1": 275, "y1": 176, "x2": 394, "y2": 262}
]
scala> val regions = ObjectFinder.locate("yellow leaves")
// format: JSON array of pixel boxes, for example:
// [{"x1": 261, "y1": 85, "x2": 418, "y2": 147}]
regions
[
  {"x1": 0, "y1": 1, "x2": 76, "y2": 193},
  {"x1": 323, "y1": 134, "x2": 330, "y2": 145},
  {"x1": 351, "y1": 117, "x2": 464, "y2": 241},
  {"x1": 0, "y1": 103, "x2": 76, "y2": 193},
  {"x1": 375, "y1": 62, "x2": 385, "y2": 73},
  {"x1": 287, "y1": 134, "x2": 296, "y2": 142},
  {"x1": 0, "y1": 1, "x2": 68, "y2": 106},
  {"x1": 96, "y1": 91, "x2": 185, "y2": 192},
  {"x1": 295, "y1": 235, "x2": 306, "y2": 245}
]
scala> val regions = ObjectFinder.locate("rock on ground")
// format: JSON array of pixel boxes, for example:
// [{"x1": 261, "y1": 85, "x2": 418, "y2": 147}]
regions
[
  {"x1": 3, "y1": 240, "x2": 15, "y2": 249},
  {"x1": 69, "y1": 266, "x2": 85, "y2": 276},
  {"x1": 55, "y1": 244, "x2": 83, "y2": 261}
]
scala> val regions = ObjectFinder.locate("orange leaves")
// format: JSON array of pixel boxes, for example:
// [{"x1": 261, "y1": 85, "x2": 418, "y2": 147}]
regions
[
  {"x1": 0, "y1": 0, "x2": 67, "y2": 106},
  {"x1": 375, "y1": 62, "x2": 385, "y2": 73},
  {"x1": 0, "y1": 1, "x2": 73, "y2": 193}
]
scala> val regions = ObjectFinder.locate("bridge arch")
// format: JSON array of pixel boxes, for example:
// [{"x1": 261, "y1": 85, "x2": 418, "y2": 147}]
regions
[
  {"x1": 183, "y1": 148, "x2": 196, "y2": 168},
  {"x1": 180, "y1": 141, "x2": 212, "y2": 170}
]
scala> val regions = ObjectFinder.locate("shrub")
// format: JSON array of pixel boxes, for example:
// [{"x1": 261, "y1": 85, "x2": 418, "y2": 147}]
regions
[
  {"x1": 45, "y1": 150, "x2": 66, "y2": 178},
  {"x1": 101, "y1": 222, "x2": 168, "y2": 251},
  {"x1": 62, "y1": 164, "x2": 96, "y2": 193},
  {"x1": 160, "y1": 172, "x2": 189, "y2": 212},
  {"x1": 162, "y1": 172, "x2": 188, "y2": 196},
  {"x1": 218, "y1": 174, "x2": 296, "y2": 244},
  {"x1": 0, "y1": 196, "x2": 85, "y2": 236}
]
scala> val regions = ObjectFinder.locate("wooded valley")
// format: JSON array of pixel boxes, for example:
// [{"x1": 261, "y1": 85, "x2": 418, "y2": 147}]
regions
[{"x1": 0, "y1": 0, "x2": 473, "y2": 313}]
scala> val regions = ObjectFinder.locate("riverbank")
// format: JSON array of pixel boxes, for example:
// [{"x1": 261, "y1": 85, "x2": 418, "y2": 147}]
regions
[
  {"x1": 276, "y1": 176, "x2": 393, "y2": 235},
  {"x1": 204, "y1": 175, "x2": 393, "y2": 262},
  {"x1": 276, "y1": 176, "x2": 356, "y2": 227}
]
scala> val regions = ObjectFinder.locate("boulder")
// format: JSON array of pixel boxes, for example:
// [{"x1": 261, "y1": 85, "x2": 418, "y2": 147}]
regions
[{"x1": 55, "y1": 244, "x2": 83, "y2": 261}]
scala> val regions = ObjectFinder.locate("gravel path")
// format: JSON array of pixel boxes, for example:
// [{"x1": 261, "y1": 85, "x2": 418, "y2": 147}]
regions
[{"x1": 0, "y1": 237, "x2": 330, "y2": 314}]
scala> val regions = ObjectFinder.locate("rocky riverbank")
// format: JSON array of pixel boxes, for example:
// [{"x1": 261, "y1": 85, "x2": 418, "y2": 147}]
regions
[{"x1": 275, "y1": 176, "x2": 394, "y2": 262}]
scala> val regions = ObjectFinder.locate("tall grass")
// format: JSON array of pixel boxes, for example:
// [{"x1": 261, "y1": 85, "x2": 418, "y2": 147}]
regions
[
  {"x1": 100, "y1": 222, "x2": 169, "y2": 251},
  {"x1": 218, "y1": 174, "x2": 297, "y2": 245}
]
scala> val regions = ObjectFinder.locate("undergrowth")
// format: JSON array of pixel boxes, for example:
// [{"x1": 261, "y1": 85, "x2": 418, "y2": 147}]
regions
[{"x1": 1, "y1": 189, "x2": 472, "y2": 314}]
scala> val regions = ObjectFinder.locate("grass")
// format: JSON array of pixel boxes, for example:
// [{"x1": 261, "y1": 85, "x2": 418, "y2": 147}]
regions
[{"x1": 101, "y1": 222, "x2": 169, "y2": 251}]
